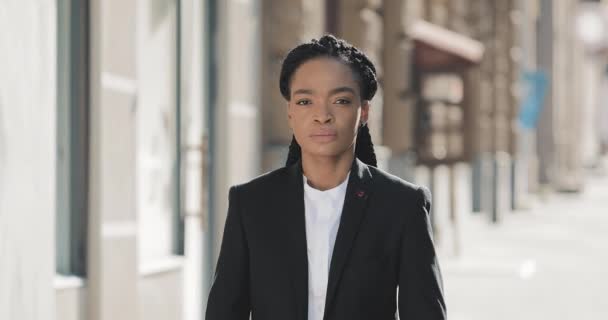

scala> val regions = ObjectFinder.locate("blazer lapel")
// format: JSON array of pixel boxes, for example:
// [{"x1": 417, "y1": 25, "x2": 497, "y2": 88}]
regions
[
  {"x1": 285, "y1": 160, "x2": 308, "y2": 320},
  {"x1": 324, "y1": 158, "x2": 373, "y2": 317}
]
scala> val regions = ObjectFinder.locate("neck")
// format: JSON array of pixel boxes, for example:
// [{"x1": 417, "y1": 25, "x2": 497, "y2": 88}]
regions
[{"x1": 301, "y1": 149, "x2": 354, "y2": 191}]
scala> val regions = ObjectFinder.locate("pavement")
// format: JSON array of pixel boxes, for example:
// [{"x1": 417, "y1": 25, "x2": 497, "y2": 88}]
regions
[{"x1": 435, "y1": 167, "x2": 608, "y2": 320}]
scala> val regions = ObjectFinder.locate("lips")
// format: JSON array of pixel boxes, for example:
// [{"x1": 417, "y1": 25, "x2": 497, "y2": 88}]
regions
[
  {"x1": 310, "y1": 130, "x2": 337, "y2": 137},
  {"x1": 310, "y1": 131, "x2": 338, "y2": 142}
]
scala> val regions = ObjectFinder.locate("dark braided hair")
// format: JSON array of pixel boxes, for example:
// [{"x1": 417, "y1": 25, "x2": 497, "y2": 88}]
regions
[{"x1": 280, "y1": 34, "x2": 378, "y2": 167}]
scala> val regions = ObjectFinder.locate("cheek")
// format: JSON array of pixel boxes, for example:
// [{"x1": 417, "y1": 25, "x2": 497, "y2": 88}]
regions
[
  {"x1": 287, "y1": 106, "x2": 304, "y2": 129},
  {"x1": 338, "y1": 109, "x2": 361, "y2": 128},
  {"x1": 289, "y1": 116, "x2": 308, "y2": 137}
]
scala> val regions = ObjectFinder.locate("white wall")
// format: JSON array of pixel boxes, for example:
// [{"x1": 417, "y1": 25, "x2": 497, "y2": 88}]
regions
[{"x1": 0, "y1": 1, "x2": 57, "y2": 319}]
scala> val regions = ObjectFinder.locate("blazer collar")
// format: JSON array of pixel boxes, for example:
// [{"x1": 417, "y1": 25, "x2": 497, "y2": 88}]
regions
[
  {"x1": 286, "y1": 156, "x2": 372, "y2": 188},
  {"x1": 285, "y1": 157, "x2": 373, "y2": 319}
]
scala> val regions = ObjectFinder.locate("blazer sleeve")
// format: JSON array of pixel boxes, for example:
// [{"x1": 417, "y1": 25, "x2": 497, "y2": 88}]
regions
[
  {"x1": 398, "y1": 186, "x2": 447, "y2": 319},
  {"x1": 205, "y1": 186, "x2": 251, "y2": 320}
]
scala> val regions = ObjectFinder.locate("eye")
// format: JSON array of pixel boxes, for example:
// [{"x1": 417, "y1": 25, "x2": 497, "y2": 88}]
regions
[
  {"x1": 335, "y1": 98, "x2": 352, "y2": 105},
  {"x1": 296, "y1": 99, "x2": 312, "y2": 106}
]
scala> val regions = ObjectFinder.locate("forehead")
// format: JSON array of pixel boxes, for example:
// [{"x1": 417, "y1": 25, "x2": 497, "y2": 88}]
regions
[{"x1": 290, "y1": 57, "x2": 359, "y2": 93}]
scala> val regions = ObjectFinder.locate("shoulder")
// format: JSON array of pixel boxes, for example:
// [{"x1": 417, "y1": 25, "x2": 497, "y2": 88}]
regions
[
  {"x1": 230, "y1": 165, "x2": 291, "y2": 196},
  {"x1": 368, "y1": 166, "x2": 431, "y2": 206}
]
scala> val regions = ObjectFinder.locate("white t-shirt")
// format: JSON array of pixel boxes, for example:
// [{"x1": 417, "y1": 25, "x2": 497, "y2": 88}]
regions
[{"x1": 303, "y1": 173, "x2": 350, "y2": 320}]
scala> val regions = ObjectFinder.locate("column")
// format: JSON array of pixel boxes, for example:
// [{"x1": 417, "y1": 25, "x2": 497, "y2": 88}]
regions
[{"x1": 88, "y1": 0, "x2": 139, "y2": 319}]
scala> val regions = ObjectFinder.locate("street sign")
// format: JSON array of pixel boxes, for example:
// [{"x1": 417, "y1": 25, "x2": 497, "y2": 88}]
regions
[{"x1": 518, "y1": 70, "x2": 548, "y2": 129}]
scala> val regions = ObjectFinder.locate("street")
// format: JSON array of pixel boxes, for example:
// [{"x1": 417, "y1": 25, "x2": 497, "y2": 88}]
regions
[{"x1": 440, "y1": 169, "x2": 608, "y2": 319}]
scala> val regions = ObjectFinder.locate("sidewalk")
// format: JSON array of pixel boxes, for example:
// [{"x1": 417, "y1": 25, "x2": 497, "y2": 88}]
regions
[{"x1": 437, "y1": 169, "x2": 608, "y2": 319}]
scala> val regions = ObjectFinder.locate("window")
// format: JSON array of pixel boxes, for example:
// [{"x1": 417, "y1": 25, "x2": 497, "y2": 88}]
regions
[{"x1": 136, "y1": 0, "x2": 184, "y2": 262}]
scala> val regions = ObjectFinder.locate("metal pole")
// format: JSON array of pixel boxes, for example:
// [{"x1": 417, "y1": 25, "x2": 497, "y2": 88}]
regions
[{"x1": 449, "y1": 165, "x2": 460, "y2": 256}]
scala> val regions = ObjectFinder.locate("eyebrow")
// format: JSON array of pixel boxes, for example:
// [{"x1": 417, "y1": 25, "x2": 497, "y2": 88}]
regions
[
  {"x1": 292, "y1": 86, "x2": 356, "y2": 96},
  {"x1": 292, "y1": 88, "x2": 313, "y2": 96},
  {"x1": 329, "y1": 86, "x2": 356, "y2": 95}
]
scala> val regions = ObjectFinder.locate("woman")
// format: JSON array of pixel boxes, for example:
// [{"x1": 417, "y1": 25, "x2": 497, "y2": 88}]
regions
[{"x1": 206, "y1": 35, "x2": 446, "y2": 320}]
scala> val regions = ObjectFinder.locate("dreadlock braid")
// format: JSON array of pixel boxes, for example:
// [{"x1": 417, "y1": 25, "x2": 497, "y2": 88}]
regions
[
  {"x1": 354, "y1": 123, "x2": 377, "y2": 167},
  {"x1": 285, "y1": 135, "x2": 302, "y2": 167}
]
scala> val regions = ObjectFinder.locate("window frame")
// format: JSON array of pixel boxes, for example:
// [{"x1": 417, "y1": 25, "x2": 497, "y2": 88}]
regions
[{"x1": 56, "y1": 0, "x2": 90, "y2": 277}]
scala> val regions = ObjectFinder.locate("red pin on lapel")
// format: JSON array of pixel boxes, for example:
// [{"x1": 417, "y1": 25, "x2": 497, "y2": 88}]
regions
[{"x1": 355, "y1": 190, "x2": 365, "y2": 198}]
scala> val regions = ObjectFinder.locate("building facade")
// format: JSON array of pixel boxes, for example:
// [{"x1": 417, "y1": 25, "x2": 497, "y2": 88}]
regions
[{"x1": 1, "y1": 0, "x2": 605, "y2": 319}]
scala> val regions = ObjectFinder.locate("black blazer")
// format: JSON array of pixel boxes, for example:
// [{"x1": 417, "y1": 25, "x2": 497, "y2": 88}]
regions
[{"x1": 206, "y1": 158, "x2": 446, "y2": 320}]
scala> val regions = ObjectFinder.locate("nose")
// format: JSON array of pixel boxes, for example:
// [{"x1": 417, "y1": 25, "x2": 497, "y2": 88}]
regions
[{"x1": 313, "y1": 102, "x2": 333, "y2": 124}]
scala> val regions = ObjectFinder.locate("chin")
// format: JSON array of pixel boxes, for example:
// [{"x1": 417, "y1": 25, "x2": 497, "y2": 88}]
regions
[{"x1": 302, "y1": 143, "x2": 351, "y2": 159}]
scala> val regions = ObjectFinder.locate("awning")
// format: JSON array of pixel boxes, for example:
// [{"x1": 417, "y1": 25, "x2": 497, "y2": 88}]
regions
[{"x1": 407, "y1": 20, "x2": 485, "y2": 70}]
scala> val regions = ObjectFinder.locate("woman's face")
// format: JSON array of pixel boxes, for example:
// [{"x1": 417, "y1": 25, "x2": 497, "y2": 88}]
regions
[{"x1": 287, "y1": 57, "x2": 369, "y2": 160}]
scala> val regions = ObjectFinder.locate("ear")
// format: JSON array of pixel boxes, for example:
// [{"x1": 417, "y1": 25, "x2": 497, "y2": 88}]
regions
[{"x1": 360, "y1": 100, "x2": 370, "y2": 125}]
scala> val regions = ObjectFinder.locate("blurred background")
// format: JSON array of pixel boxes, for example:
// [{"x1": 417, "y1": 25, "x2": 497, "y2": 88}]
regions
[{"x1": 1, "y1": 0, "x2": 608, "y2": 319}]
